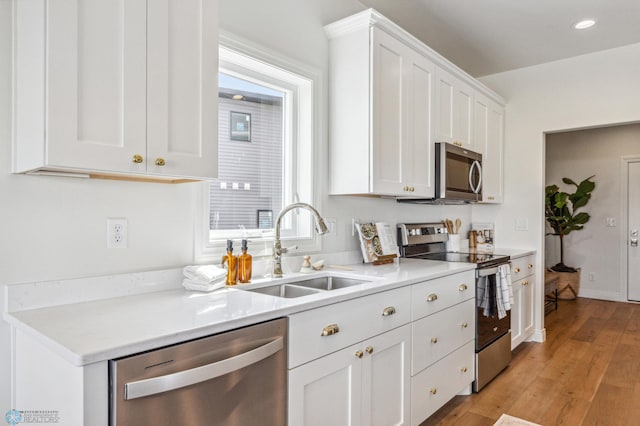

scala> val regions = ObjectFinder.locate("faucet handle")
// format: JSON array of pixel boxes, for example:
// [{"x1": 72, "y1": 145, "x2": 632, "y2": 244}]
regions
[{"x1": 281, "y1": 244, "x2": 299, "y2": 254}]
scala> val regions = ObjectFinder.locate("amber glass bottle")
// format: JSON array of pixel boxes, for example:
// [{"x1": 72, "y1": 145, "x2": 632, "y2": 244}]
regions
[
  {"x1": 222, "y1": 240, "x2": 238, "y2": 285},
  {"x1": 238, "y1": 239, "x2": 252, "y2": 283}
]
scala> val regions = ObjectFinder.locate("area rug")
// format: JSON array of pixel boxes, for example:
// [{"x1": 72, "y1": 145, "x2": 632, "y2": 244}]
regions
[{"x1": 494, "y1": 414, "x2": 541, "y2": 426}]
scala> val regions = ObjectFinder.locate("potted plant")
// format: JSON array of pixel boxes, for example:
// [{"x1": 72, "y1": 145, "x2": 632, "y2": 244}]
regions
[{"x1": 545, "y1": 175, "x2": 595, "y2": 298}]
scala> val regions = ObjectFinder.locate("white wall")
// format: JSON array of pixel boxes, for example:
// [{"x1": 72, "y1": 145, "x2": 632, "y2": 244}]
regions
[
  {"x1": 545, "y1": 124, "x2": 640, "y2": 301},
  {"x1": 0, "y1": 0, "x2": 478, "y2": 413},
  {"x1": 473, "y1": 43, "x2": 640, "y2": 341}
]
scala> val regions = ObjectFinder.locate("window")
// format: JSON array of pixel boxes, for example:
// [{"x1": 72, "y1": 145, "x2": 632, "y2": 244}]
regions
[{"x1": 195, "y1": 36, "x2": 319, "y2": 260}]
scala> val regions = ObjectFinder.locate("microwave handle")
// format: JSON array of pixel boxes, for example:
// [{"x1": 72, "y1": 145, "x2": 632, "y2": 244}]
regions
[{"x1": 469, "y1": 160, "x2": 482, "y2": 194}]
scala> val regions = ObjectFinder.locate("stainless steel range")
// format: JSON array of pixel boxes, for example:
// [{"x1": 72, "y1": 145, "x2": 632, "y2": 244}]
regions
[{"x1": 397, "y1": 222, "x2": 512, "y2": 392}]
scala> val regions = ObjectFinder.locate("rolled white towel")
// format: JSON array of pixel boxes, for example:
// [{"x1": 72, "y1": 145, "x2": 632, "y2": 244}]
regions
[
  {"x1": 183, "y1": 265, "x2": 227, "y2": 283},
  {"x1": 182, "y1": 277, "x2": 226, "y2": 292}
]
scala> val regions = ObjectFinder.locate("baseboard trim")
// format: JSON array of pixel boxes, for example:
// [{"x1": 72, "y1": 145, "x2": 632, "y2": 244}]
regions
[{"x1": 578, "y1": 289, "x2": 624, "y2": 302}]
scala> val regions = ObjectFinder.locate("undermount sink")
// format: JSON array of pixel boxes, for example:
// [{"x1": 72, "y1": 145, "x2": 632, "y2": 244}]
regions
[{"x1": 242, "y1": 275, "x2": 372, "y2": 298}]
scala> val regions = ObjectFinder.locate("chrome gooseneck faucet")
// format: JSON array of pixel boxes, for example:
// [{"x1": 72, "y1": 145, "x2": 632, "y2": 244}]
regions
[{"x1": 273, "y1": 203, "x2": 329, "y2": 277}]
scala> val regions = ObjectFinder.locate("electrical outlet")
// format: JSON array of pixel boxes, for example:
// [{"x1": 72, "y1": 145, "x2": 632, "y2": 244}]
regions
[
  {"x1": 107, "y1": 218, "x2": 128, "y2": 249},
  {"x1": 588, "y1": 272, "x2": 596, "y2": 282},
  {"x1": 325, "y1": 218, "x2": 337, "y2": 236}
]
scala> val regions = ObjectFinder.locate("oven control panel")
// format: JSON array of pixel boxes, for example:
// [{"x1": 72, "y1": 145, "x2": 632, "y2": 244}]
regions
[{"x1": 397, "y1": 223, "x2": 448, "y2": 246}]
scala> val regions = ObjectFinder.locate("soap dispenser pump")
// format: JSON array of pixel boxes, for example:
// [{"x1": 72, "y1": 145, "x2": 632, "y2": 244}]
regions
[
  {"x1": 222, "y1": 239, "x2": 238, "y2": 285},
  {"x1": 238, "y1": 239, "x2": 252, "y2": 283}
]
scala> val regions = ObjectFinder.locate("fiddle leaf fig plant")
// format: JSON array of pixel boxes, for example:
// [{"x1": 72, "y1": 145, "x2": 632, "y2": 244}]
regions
[{"x1": 545, "y1": 175, "x2": 596, "y2": 273}]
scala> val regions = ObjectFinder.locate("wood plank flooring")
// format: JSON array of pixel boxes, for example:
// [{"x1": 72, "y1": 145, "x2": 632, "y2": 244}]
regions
[{"x1": 421, "y1": 298, "x2": 640, "y2": 426}]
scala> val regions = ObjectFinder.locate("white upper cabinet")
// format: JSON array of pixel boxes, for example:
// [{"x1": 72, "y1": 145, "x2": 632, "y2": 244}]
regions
[
  {"x1": 326, "y1": 13, "x2": 435, "y2": 198},
  {"x1": 325, "y1": 9, "x2": 505, "y2": 200},
  {"x1": 434, "y1": 67, "x2": 475, "y2": 151},
  {"x1": 474, "y1": 92, "x2": 505, "y2": 203},
  {"x1": 13, "y1": 0, "x2": 218, "y2": 181}
]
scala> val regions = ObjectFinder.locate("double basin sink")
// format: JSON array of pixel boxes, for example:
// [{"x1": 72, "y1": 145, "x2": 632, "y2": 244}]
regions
[{"x1": 239, "y1": 274, "x2": 377, "y2": 298}]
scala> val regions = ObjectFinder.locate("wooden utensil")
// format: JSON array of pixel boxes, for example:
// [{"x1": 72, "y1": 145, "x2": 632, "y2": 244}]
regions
[
  {"x1": 445, "y1": 219, "x2": 454, "y2": 234},
  {"x1": 455, "y1": 218, "x2": 462, "y2": 234}
]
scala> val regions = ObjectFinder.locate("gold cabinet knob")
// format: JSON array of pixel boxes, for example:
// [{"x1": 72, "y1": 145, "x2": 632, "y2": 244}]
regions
[
  {"x1": 321, "y1": 324, "x2": 340, "y2": 337},
  {"x1": 488, "y1": 196, "x2": 495, "y2": 200},
  {"x1": 458, "y1": 283, "x2": 468, "y2": 292},
  {"x1": 461, "y1": 367, "x2": 468, "y2": 373},
  {"x1": 430, "y1": 388, "x2": 437, "y2": 395},
  {"x1": 514, "y1": 267, "x2": 521, "y2": 273},
  {"x1": 365, "y1": 346, "x2": 373, "y2": 354},
  {"x1": 522, "y1": 281, "x2": 529, "y2": 286},
  {"x1": 355, "y1": 350, "x2": 363, "y2": 359},
  {"x1": 528, "y1": 263, "x2": 534, "y2": 269},
  {"x1": 132, "y1": 154, "x2": 143, "y2": 164},
  {"x1": 461, "y1": 322, "x2": 468, "y2": 328},
  {"x1": 427, "y1": 293, "x2": 438, "y2": 302},
  {"x1": 431, "y1": 337, "x2": 438, "y2": 344},
  {"x1": 382, "y1": 306, "x2": 396, "y2": 316},
  {"x1": 155, "y1": 157, "x2": 166, "y2": 166}
]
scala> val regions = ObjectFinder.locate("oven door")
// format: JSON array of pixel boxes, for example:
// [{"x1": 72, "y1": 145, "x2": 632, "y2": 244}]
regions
[{"x1": 475, "y1": 268, "x2": 511, "y2": 350}]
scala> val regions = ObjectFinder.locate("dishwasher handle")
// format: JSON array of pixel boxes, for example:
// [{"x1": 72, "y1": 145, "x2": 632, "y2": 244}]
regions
[{"x1": 124, "y1": 336, "x2": 284, "y2": 400}]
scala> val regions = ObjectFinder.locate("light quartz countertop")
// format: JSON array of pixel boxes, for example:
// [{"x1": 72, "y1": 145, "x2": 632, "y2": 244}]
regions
[{"x1": 3, "y1": 249, "x2": 533, "y2": 367}]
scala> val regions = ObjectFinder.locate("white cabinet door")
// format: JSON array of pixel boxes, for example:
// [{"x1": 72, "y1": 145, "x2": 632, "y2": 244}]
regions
[
  {"x1": 289, "y1": 325, "x2": 410, "y2": 426},
  {"x1": 523, "y1": 276, "x2": 535, "y2": 337},
  {"x1": 371, "y1": 28, "x2": 436, "y2": 197},
  {"x1": 435, "y1": 67, "x2": 474, "y2": 150},
  {"x1": 511, "y1": 276, "x2": 534, "y2": 349},
  {"x1": 363, "y1": 325, "x2": 411, "y2": 426},
  {"x1": 475, "y1": 92, "x2": 505, "y2": 203},
  {"x1": 14, "y1": 0, "x2": 218, "y2": 179},
  {"x1": 510, "y1": 280, "x2": 523, "y2": 349},
  {"x1": 289, "y1": 344, "x2": 363, "y2": 426},
  {"x1": 46, "y1": 0, "x2": 148, "y2": 174},
  {"x1": 404, "y1": 50, "x2": 436, "y2": 198},
  {"x1": 147, "y1": 0, "x2": 218, "y2": 179},
  {"x1": 371, "y1": 28, "x2": 405, "y2": 196}
]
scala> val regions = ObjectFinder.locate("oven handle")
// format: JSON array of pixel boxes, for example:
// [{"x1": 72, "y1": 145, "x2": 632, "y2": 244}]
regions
[
  {"x1": 123, "y1": 337, "x2": 284, "y2": 400},
  {"x1": 477, "y1": 266, "x2": 500, "y2": 277}
]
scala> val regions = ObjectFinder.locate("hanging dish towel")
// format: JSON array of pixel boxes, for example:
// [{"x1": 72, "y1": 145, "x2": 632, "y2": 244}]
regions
[
  {"x1": 496, "y1": 263, "x2": 514, "y2": 319},
  {"x1": 477, "y1": 275, "x2": 496, "y2": 317}
]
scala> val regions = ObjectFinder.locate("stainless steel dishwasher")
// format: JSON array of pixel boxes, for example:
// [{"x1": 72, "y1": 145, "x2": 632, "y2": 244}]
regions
[{"x1": 109, "y1": 318, "x2": 287, "y2": 425}]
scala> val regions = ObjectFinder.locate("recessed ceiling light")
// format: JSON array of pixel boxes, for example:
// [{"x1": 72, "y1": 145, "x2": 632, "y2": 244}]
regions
[{"x1": 573, "y1": 19, "x2": 596, "y2": 30}]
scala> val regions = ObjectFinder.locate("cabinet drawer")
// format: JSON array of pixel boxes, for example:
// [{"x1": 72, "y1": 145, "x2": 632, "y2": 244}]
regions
[
  {"x1": 411, "y1": 299, "x2": 475, "y2": 375},
  {"x1": 511, "y1": 254, "x2": 535, "y2": 280},
  {"x1": 288, "y1": 286, "x2": 411, "y2": 368},
  {"x1": 410, "y1": 341, "x2": 475, "y2": 426},
  {"x1": 411, "y1": 271, "x2": 475, "y2": 320}
]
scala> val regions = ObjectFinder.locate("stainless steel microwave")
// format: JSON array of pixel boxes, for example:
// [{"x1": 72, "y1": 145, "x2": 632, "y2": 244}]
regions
[{"x1": 435, "y1": 142, "x2": 482, "y2": 202}]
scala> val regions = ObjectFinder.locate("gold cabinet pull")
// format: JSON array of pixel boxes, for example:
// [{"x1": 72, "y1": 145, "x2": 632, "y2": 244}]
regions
[
  {"x1": 427, "y1": 294, "x2": 438, "y2": 302},
  {"x1": 365, "y1": 346, "x2": 373, "y2": 354},
  {"x1": 458, "y1": 283, "x2": 468, "y2": 292},
  {"x1": 461, "y1": 367, "x2": 468, "y2": 373},
  {"x1": 488, "y1": 196, "x2": 495, "y2": 200},
  {"x1": 514, "y1": 267, "x2": 521, "y2": 273},
  {"x1": 461, "y1": 322, "x2": 468, "y2": 328},
  {"x1": 382, "y1": 306, "x2": 396, "y2": 316},
  {"x1": 528, "y1": 263, "x2": 533, "y2": 269},
  {"x1": 155, "y1": 157, "x2": 166, "y2": 166},
  {"x1": 431, "y1": 337, "x2": 438, "y2": 344},
  {"x1": 355, "y1": 350, "x2": 363, "y2": 359},
  {"x1": 429, "y1": 388, "x2": 437, "y2": 395},
  {"x1": 132, "y1": 154, "x2": 143, "y2": 164},
  {"x1": 522, "y1": 280, "x2": 529, "y2": 286},
  {"x1": 321, "y1": 324, "x2": 340, "y2": 337},
  {"x1": 453, "y1": 141, "x2": 462, "y2": 147}
]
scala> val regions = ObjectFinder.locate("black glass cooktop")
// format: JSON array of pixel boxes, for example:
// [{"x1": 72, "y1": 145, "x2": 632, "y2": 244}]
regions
[{"x1": 415, "y1": 252, "x2": 509, "y2": 268}]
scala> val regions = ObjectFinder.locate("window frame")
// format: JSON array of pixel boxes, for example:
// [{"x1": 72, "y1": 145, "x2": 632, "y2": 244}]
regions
[{"x1": 194, "y1": 32, "x2": 323, "y2": 262}]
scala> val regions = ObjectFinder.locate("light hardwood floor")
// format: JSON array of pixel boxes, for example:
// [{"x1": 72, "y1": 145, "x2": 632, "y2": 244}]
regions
[{"x1": 421, "y1": 298, "x2": 640, "y2": 425}]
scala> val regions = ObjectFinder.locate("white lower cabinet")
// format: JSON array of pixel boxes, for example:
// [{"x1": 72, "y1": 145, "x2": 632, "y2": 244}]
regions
[
  {"x1": 410, "y1": 341, "x2": 475, "y2": 424},
  {"x1": 510, "y1": 254, "x2": 536, "y2": 349},
  {"x1": 289, "y1": 325, "x2": 411, "y2": 426}
]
